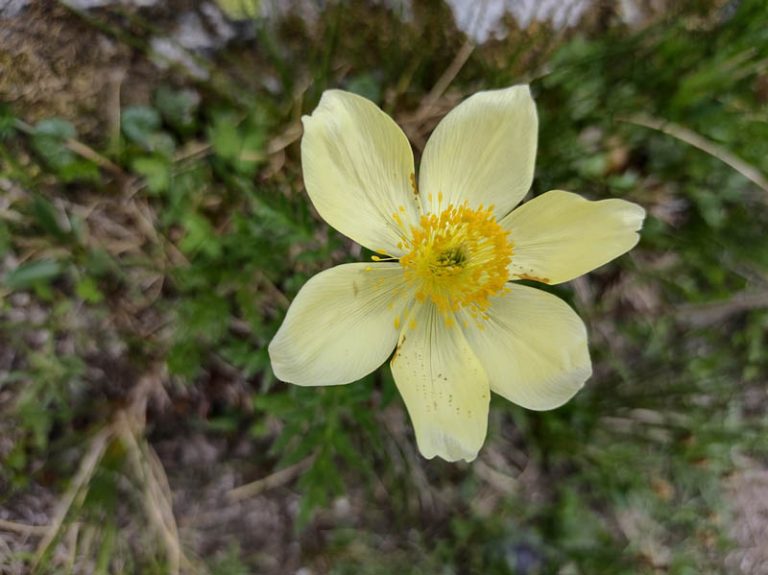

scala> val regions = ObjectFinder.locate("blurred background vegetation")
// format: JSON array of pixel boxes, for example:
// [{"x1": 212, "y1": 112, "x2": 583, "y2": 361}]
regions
[{"x1": 1, "y1": 0, "x2": 768, "y2": 573}]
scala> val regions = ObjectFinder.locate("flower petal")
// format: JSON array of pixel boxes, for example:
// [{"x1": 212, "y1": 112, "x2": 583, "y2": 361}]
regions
[
  {"x1": 390, "y1": 304, "x2": 489, "y2": 462},
  {"x1": 269, "y1": 263, "x2": 407, "y2": 386},
  {"x1": 301, "y1": 90, "x2": 421, "y2": 255},
  {"x1": 418, "y1": 85, "x2": 537, "y2": 217},
  {"x1": 462, "y1": 283, "x2": 591, "y2": 411},
  {"x1": 501, "y1": 190, "x2": 646, "y2": 285}
]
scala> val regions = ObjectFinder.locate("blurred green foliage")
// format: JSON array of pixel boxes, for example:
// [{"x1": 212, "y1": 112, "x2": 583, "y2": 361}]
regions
[{"x1": 1, "y1": 0, "x2": 768, "y2": 573}]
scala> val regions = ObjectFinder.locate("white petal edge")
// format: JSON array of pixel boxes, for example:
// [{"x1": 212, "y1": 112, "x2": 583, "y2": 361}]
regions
[
  {"x1": 418, "y1": 85, "x2": 538, "y2": 218},
  {"x1": 390, "y1": 304, "x2": 489, "y2": 462},
  {"x1": 501, "y1": 190, "x2": 646, "y2": 285},
  {"x1": 462, "y1": 283, "x2": 591, "y2": 411},
  {"x1": 301, "y1": 90, "x2": 421, "y2": 256},
  {"x1": 269, "y1": 263, "x2": 407, "y2": 386}
]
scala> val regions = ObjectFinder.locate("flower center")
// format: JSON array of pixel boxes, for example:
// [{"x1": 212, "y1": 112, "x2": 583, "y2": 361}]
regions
[{"x1": 399, "y1": 203, "x2": 513, "y2": 315}]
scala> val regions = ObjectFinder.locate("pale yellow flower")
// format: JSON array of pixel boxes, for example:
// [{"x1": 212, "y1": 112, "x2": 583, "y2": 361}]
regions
[{"x1": 269, "y1": 86, "x2": 645, "y2": 462}]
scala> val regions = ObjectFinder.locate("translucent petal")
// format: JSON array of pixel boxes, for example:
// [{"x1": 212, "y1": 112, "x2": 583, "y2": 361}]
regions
[
  {"x1": 501, "y1": 190, "x2": 646, "y2": 285},
  {"x1": 302, "y1": 90, "x2": 421, "y2": 255},
  {"x1": 269, "y1": 263, "x2": 407, "y2": 386},
  {"x1": 390, "y1": 304, "x2": 489, "y2": 462},
  {"x1": 418, "y1": 85, "x2": 537, "y2": 217},
  {"x1": 462, "y1": 283, "x2": 591, "y2": 411}
]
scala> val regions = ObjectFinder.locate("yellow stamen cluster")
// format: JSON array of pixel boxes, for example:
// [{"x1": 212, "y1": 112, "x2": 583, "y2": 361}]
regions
[{"x1": 399, "y1": 203, "x2": 513, "y2": 315}]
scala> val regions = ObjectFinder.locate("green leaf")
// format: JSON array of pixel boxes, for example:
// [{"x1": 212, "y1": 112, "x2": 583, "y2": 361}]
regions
[
  {"x1": 345, "y1": 73, "x2": 381, "y2": 103},
  {"x1": 122, "y1": 106, "x2": 175, "y2": 156},
  {"x1": 167, "y1": 339, "x2": 203, "y2": 379},
  {"x1": 122, "y1": 106, "x2": 162, "y2": 146},
  {"x1": 154, "y1": 86, "x2": 200, "y2": 134},
  {"x1": 4, "y1": 260, "x2": 63, "y2": 290},
  {"x1": 31, "y1": 119, "x2": 99, "y2": 181},
  {"x1": 209, "y1": 114, "x2": 266, "y2": 175},
  {"x1": 209, "y1": 115, "x2": 241, "y2": 162},
  {"x1": 75, "y1": 276, "x2": 104, "y2": 303},
  {"x1": 236, "y1": 128, "x2": 264, "y2": 175},
  {"x1": 215, "y1": 0, "x2": 261, "y2": 20},
  {"x1": 177, "y1": 293, "x2": 230, "y2": 340},
  {"x1": 220, "y1": 339, "x2": 263, "y2": 377},
  {"x1": 132, "y1": 156, "x2": 171, "y2": 194},
  {"x1": 179, "y1": 212, "x2": 222, "y2": 258},
  {"x1": 32, "y1": 118, "x2": 77, "y2": 170},
  {"x1": 30, "y1": 195, "x2": 69, "y2": 240},
  {"x1": 35, "y1": 117, "x2": 76, "y2": 140},
  {"x1": 56, "y1": 160, "x2": 100, "y2": 182},
  {"x1": 0, "y1": 103, "x2": 16, "y2": 139},
  {"x1": 0, "y1": 221, "x2": 10, "y2": 257}
]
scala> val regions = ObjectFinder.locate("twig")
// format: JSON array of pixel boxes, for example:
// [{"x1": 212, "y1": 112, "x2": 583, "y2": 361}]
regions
[
  {"x1": 114, "y1": 365, "x2": 199, "y2": 575},
  {"x1": 473, "y1": 460, "x2": 518, "y2": 495},
  {"x1": 64, "y1": 522, "x2": 80, "y2": 572},
  {"x1": 65, "y1": 139, "x2": 124, "y2": 176},
  {"x1": 32, "y1": 428, "x2": 111, "y2": 569},
  {"x1": 674, "y1": 290, "x2": 768, "y2": 327},
  {"x1": 410, "y1": 41, "x2": 475, "y2": 126},
  {"x1": 227, "y1": 456, "x2": 315, "y2": 502},
  {"x1": 618, "y1": 114, "x2": 768, "y2": 196},
  {"x1": 255, "y1": 271, "x2": 291, "y2": 309},
  {"x1": 13, "y1": 119, "x2": 124, "y2": 177},
  {"x1": 116, "y1": 412, "x2": 184, "y2": 575},
  {"x1": 172, "y1": 140, "x2": 213, "y2": 164},
  {"x1": 0, "y1": 519, "x2": 49, "y2": 536},
  {"x1": 266, "y1": 123, "x2": 303, "y2": 156}
]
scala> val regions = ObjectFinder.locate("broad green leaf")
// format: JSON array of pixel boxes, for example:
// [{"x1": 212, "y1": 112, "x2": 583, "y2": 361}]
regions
[
  {"x1": 122, "y1": 106, "x2": 161, "y2": 146},
  {"x1": 4, "y1": 260, "x2": 63, "y2": 290}
]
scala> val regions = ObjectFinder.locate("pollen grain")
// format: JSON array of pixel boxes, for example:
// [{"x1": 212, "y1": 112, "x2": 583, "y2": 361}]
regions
[{"x1": 399, "y1": 203, "x2": 513, "y2": 315}]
